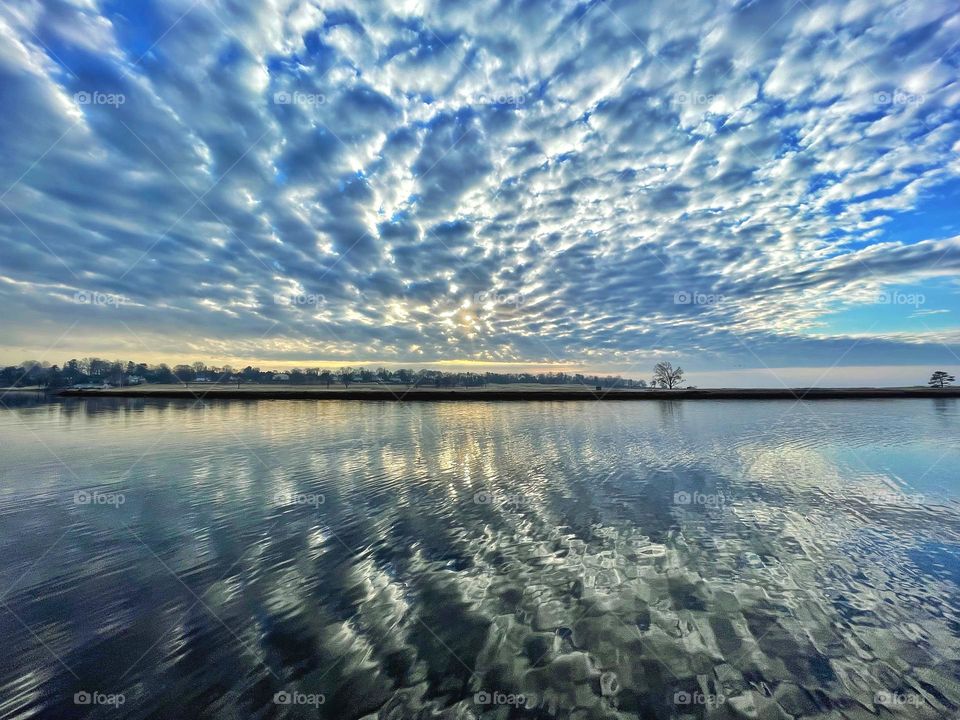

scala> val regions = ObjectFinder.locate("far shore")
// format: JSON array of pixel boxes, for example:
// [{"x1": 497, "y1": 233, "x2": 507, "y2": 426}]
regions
[{"x1": 54, "y1": 383, "x2": 960, "y2": 401}]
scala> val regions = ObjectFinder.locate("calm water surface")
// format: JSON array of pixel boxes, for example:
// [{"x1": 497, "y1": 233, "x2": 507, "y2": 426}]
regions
[{"x1": 1, "y1": 397, "x2": 959, "y2": 719}]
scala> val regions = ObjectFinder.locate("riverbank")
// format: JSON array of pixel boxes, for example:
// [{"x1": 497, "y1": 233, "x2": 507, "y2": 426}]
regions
[{"x1": 55, "y1": 384, "x2": 960, "y2": 400}]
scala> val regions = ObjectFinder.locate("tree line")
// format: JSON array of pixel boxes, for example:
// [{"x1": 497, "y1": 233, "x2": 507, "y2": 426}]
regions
[
  {"x1": 6, "y1": 359, "x2": 955, "y2": 390},
  {"x1": 0, "y1": 358, "x2": 649, "y2": 390}
]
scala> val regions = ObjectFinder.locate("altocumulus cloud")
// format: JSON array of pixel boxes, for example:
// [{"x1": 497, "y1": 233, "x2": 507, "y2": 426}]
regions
[{"x1": 1, "y1": 0, "x2": 959, "y2": 373}]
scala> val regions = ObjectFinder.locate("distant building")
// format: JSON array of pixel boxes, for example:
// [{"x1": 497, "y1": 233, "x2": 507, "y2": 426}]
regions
[
  {"x1": 194, "y1": 375, "x2": 213, "y2": 383},
  {"x1": 127, "y1": 375, "x2": 145, "y2": 385},
  {"x1": 273, "y1": 373, "x2": 290, "y2": 381}
]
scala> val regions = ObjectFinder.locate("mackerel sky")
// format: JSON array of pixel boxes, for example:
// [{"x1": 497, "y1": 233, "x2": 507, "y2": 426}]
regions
[{"x1": 1, "y1": 0, "x2": 959, "y2": 385}]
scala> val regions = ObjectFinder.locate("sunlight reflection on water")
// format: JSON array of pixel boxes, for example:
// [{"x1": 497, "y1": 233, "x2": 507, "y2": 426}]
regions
[{"x1": 0, "y1": 397, "x2": 958, "y2": 718}]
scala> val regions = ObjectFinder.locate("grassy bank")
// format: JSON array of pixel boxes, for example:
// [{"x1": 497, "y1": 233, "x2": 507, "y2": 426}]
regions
[{"x1": 55, "y1": 384, "x2": 960, "y2": 401}]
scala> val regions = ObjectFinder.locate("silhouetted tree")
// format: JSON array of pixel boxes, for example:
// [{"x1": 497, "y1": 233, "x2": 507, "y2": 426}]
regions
[
  {"x1": 652, "y1": 362, "x2": 685, "y2": 389},
  {"x1": 928, "y1": 370, "x2": 956, "y2": 388},
  {"x1": 173, "y1": 364, "x2": 193, "y2": 385},
  {"x1": 151, "y1": 364, "x2": 175, "y2": 384}
]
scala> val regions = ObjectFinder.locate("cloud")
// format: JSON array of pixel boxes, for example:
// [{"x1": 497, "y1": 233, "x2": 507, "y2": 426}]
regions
[{"x1": 1, "y1": 0, "x2": 959, "y2": 373}]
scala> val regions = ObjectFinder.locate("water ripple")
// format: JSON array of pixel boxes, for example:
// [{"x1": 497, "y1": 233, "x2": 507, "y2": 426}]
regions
[{"x1": 0, "y1": 398, "x2": 958, "y2": 718}]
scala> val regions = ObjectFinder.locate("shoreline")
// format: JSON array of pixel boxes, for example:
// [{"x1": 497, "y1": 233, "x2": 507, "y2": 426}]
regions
[{"x1": 55, "y1": 387, "x2": 960, "y2": 401}]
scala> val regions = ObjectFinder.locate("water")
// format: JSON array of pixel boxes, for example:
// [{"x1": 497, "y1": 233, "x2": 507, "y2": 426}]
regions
[{"x1": 1, "y1": 397, "x2": 958, "y2": 719}]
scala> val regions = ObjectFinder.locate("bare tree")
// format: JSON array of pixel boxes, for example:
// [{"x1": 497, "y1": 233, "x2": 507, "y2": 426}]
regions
[
  {"x1": 928, "y1": 370, "x2": 956, "y2": 388},
  {"x1": 652, "y1": 362, "x2": 685, "y2": 389}
]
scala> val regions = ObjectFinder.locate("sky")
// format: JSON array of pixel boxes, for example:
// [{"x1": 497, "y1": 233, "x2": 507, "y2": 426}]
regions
[{"x1": 1, "y1": 0, "x2": 959, "y2": 387}]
